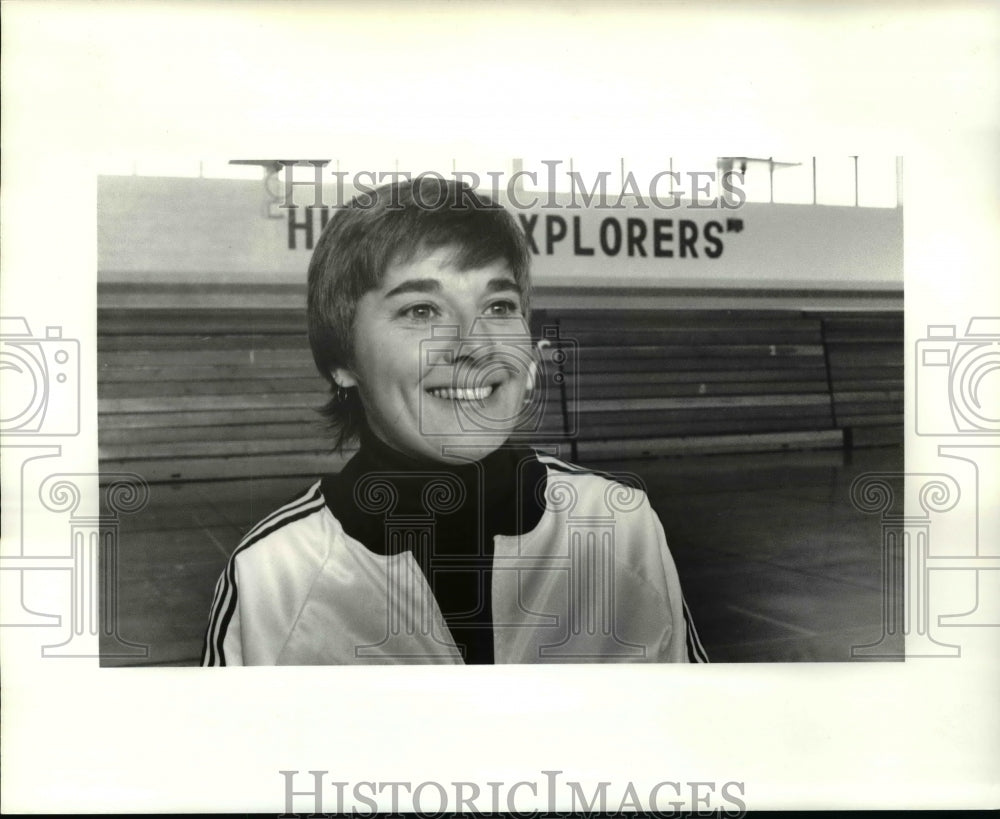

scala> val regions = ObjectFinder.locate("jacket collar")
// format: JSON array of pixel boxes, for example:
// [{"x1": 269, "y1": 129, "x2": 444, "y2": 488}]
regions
[{"x1": 321, "y1": 429, "x2": 548, "y2": 555}]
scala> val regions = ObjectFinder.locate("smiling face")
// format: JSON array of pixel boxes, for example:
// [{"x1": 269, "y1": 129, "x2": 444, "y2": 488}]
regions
[{"x1": 332, "y1": 248, "x2": 534, "y2": 463}]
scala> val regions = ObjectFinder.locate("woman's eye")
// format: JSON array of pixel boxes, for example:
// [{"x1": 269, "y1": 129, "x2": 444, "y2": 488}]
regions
[
  {"x1": 400, "y1": 303, "x2": 438, "y2": 321},
  {"x1": 486, "y1": 299, "x2": 520, "y2": 317}
]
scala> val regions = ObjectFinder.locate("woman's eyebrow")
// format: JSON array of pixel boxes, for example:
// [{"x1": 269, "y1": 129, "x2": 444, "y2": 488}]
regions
[
  {"x1": 485, "y1": 277, "x2": 522, "y2": 296},
  {"x1": 382, "y1": 277, "x2": 522, "y2": 299},
  {"x1": 383, "y1": 278, "x2": 442, "y2": 299}
]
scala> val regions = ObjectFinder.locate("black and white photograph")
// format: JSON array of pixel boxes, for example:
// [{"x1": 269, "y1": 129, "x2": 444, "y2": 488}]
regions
[
  {"x1": 95, "y1": 158, "x2": 903, "y2": 668},
  {"x1": 2, "y1": 1, "x2": 998, "y2": 814}
]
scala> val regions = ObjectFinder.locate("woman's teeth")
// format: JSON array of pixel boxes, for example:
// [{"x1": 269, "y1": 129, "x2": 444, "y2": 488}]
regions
[{"x1": 428, "y1": 385, "x2": 495, "y2": 401}]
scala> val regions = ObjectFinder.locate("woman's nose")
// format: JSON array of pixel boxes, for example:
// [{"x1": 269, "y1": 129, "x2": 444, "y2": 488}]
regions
[
  {"x1": 459, "y1": 316, "x2": 533, "y2": 367},
  {"x1": 422, "y1": 318, "x2": 498, "y2": 369},
  {"x1": 424, "y1": 311, "x2": 531, "y2": 368},
  {"x1": 442, "y1": 310, "x2": 493, "y2": 358}
]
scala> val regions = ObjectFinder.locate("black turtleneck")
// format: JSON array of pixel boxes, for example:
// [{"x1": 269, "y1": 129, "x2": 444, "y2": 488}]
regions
[{"x1": 320, "y1": 430, "x2": 547, "y2": 664}]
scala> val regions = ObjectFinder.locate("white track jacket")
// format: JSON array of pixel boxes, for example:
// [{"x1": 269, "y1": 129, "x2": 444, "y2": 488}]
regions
[{"x1": 202, "y1": 454, "x2": 708, "y2": 665}]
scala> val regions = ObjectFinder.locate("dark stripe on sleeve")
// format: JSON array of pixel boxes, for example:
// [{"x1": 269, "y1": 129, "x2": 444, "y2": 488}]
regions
[
  {"x1": 203, "y1": 485, "x2": 323, "y2": 666},
  {"x1": 683, "y1": 598, "x2": 710, "y2": 663},
  {"x1": 537, "y1": 454, "x2": 646, "y2": 490},
  {"x1": 212, "y1": 500, "x2": 325, "y2": 666},
  {"x1": 201, "y1": 575, "x2": 224, "y2": 666}
]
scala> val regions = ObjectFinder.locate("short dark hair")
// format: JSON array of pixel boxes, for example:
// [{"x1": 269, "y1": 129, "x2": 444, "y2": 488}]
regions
[{"x1": 307, "y1": 176, "x2": 532, "y2": 451}]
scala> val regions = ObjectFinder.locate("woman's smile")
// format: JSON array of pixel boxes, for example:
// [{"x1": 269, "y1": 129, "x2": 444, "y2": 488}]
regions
[
  {"x1": 332, "y1": 248, "x2": 533, "y2": 463},
  {"x1": 426, "y1": 385, "x2": 495, "y2": 401}
]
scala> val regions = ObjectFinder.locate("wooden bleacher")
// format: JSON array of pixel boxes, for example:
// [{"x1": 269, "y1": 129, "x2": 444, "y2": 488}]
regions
[
  {"x1": 98, "y1": 307, "x2": 342, "y2": 482},
  {"x1": 98, "y1": 303, "x2": 903, "y2": 483},
  {"x1": 815, "y1": 310, "x2": 904, "y2": 448},
  {"x1": 534, "y1": 308, "x2": 836, "y2": 461}
]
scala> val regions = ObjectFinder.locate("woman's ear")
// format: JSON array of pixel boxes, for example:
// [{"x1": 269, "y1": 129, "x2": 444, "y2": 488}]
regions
[
  {"x1": 524, "y1": 338, "x2": 548, "y2": 394},
  {"x1": 332, "y1": 367, "x2": 358, "y2": 388},
  {"x1": 525, "y1": 360, "x2": 539, "y2": 392}
]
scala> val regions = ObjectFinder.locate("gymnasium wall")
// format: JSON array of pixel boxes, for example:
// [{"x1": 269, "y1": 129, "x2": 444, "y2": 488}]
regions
[{"x1": 97, "y1": 176, "x2": 902, "y2": 311}]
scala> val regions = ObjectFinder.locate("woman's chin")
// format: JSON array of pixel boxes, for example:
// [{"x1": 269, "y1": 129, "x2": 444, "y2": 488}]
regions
[{"x1": 418, "y1": 432, "x2": 514, "y2": 464}]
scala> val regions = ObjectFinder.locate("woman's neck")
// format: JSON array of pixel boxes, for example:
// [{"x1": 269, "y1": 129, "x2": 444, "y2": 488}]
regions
[{"x1": 357, "y1": 427, "x2": 514, "y2": 479}]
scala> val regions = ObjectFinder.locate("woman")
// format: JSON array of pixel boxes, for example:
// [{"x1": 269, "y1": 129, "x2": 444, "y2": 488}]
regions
[{"x1": 202, "y1": 177, "x2": 707, "y2": 665}]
